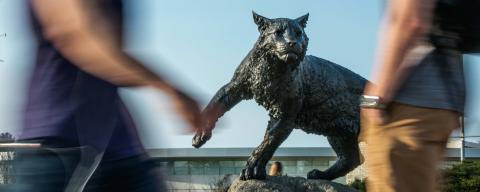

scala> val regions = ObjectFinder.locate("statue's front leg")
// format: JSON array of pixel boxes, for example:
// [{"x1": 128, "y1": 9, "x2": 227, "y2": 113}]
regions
[
  {"x1": 192, "y1": 82, "x2": 250, "y2": 148},
  {"x1": 307, "y1": 135, "x2": 361, "y2": 180},
  {"x1": 240, "y1": 119, "x2": 293, "y2": 180}
]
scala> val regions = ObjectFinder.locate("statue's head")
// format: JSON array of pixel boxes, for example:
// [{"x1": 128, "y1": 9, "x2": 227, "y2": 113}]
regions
[{"x1": 253, "y1": 11, "x2": 309, "y2": 65}]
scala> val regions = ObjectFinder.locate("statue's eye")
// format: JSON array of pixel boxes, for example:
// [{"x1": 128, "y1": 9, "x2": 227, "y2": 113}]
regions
[
  {"x1": 296, "y1": 30, "x2": 302, "y2": 37},
  {"x1": 275, "y1": 30, "x2": 283, "y2": 37}
]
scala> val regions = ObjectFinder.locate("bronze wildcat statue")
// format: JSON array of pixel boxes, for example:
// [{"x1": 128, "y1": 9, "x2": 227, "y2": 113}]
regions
[{"x1": 192, "y1": 12, "x2": 367, "y2": 181}]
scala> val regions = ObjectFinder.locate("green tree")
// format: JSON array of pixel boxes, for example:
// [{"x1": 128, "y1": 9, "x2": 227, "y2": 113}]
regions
[{"x1": 0, "y1": 132, "x2": 13, "y2": 143}]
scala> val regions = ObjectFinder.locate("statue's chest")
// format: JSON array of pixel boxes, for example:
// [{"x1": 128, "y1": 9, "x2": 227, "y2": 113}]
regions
[{"x1": 250, "y1": 73, "x2": 300, "y2": 118}]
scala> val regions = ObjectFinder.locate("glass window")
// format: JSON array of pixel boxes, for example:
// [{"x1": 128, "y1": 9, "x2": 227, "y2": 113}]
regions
[
  {"x1": 160, "y1": 166, "x2": 174, "y2": 175},
  {"x1": 297, "y1": 165, "x2": 306, "y2": 174},
  {"x1": 174, "y1": 167, "x2": 189, "y2": 175},
  {"x1": 283, "y1": 161, "x2": 296, "y2": 166},
  {"x1": 329, "y1": 160, "x2": 337, "y2": 166},
  {"x1": 174, "y1": 161, "x2": 188, "y2": 167},
  {"x1": 220, "y1": 167, "x2": 235, "y2": 175},
  {"x1": 313, "y1": 160, "x2": 329, "y2": 166},
  {"x1": 297, "y1": 160, "x2": 312, "y2": 166},
  {"x1": 205, "y1": 161, "x2": 219, "y2": 167},
  {"x1": 315, "y1": 166, "x2": 329, "y2": 171},
  {"x1": 235, "y1": 167, "x2": 243, "y2": 174},
  {"x1": 234, "y1": 161, "x2": 245, "y2": 167},
  {"x1": 205, "y1": 167, "x2": 220, "y2": 175},
  {"x1": 219, "y1": 161, "x2": 234, "y2": 167},
  {"x1": 190, "y1": 167, "x2": 205, "y2": 175},
  {"x1": 284, "y1": 166, "x2": 297, "y2": 174},
  {"x1": 190, "y1": 161, "x2": 205, "y2": 168},
  {"x1": 304, "y1": 166, "x2": 314, "y2": 174},
  {"x1": 158, "y1": 161, "x2": 169, "y2": 167}
]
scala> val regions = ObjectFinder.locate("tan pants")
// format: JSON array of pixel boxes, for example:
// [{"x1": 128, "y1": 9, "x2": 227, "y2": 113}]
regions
[{"x1": 362, "y1": 103, "x2": 459, "y2": 192}]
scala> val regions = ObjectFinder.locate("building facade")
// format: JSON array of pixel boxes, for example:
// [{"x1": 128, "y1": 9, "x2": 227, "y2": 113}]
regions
[{"x1": 148, "y1": 141, "x2": 480, "y2": 191}]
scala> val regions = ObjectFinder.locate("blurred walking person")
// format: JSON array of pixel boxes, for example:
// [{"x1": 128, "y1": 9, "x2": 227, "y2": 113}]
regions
[
  {"x1": 13, "y1": 0, "x2": 203, "y2": 191},
  {"x1": 361, "y1": 0, "x2": 479, "y2": 191}
]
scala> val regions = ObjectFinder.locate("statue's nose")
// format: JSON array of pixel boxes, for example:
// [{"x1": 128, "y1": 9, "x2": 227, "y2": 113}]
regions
[{"x1": 288, "y1": 41, "x2": 297, "y2": 48}]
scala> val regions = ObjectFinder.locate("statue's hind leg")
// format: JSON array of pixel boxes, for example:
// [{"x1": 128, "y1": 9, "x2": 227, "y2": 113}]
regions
[{"x1": 307, "y1": 135, "x2": 361, "y2": 180}]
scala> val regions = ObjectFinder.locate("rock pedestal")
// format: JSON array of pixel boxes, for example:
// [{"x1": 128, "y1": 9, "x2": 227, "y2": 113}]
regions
[{"x1": 227, "y1": 176, "x2": 357, "y2": 192}]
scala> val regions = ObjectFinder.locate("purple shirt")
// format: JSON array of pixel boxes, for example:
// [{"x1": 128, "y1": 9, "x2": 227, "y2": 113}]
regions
[{"x1": 22, "y1": 0, "x2": 145, "y2": 160}]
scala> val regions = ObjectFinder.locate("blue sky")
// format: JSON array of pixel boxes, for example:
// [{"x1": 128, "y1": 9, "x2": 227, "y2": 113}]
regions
[{"x1": 1, "y1": 0, "x2": 479, "y2": 148}]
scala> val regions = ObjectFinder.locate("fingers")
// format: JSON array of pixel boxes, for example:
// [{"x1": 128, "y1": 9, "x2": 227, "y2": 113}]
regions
[
  {"x1": 181, "y1": 97, "x2": 202, "y2": 128},
  {"x1": 171, "y1": 91, "x2": 203, "y2": 132}
]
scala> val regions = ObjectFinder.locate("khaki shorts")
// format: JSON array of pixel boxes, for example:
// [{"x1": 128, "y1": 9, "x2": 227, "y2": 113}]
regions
[{"x1": 362, "y1": 102, "x2": 459, "y2": 192}]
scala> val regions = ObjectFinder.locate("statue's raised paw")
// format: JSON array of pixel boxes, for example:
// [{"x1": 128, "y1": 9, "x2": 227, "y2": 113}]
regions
[
  {"x1": 307, "y1": 169, "x2": 331, "y2": 180},
  {"x1": 192, "y1": 130, "x2": 211, "y2": 148}
]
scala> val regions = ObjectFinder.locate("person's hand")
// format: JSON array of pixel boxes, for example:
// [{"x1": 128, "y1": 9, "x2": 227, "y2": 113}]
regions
[{"x1": 169, "y1": 89, "x2": 203, "y2": 133}]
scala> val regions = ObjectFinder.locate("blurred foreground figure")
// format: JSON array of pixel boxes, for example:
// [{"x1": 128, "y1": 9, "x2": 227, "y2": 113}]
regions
[
  {"x1": 362, "y1": 0, "x2": 479, "y2": 191},
  {"x1": 14, "y1": 0, "x2": 202, "y2": 191}
]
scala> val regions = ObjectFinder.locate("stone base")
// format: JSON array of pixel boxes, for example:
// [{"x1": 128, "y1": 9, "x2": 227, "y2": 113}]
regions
[{"x1": 228, "y1": 176, "x2": 357, "y2": 192}]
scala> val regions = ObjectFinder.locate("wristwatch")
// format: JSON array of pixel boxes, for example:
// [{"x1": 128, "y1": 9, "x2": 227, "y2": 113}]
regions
[{"x1": 359, "y1": 95, "x2": 387, "y2": 109}]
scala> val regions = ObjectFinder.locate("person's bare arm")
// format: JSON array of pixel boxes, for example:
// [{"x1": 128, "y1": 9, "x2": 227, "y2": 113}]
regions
[
  {"x1": 30, "y1": 0, "x2": 202, "y2": 130},
  {"x1": 31, "y1": 0, "x2": 166, "y2": 87},
  {"x1": 363, "y1": 0, "x2": 436, "y2": 124}
]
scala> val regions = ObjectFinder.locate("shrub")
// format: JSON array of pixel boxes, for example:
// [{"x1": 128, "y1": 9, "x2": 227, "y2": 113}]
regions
[
  {"x1": 348, "y1": 178, "x2": 366, "y2": 192},
  {"x1": 441, "y1": 161, "x2": 480, "y2": 192}
]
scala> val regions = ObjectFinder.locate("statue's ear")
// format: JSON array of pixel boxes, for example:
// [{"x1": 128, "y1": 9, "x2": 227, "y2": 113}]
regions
[
  {"x1": 295, "y1": 13, "x2": 309, "y2": 28},
  {"x1": 252, "y1": 11, "x2": 271, "y2": 31}
]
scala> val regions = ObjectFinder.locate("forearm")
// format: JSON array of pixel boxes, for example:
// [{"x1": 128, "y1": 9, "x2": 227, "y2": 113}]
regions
[
  {"x1": 367, "y1": 0, "x2": 435, "y2": 101},
  {"x1": 31, "y1": 0, "x2": 176, "y2": 93},
  {"x1": 370, "y1": 21, "x2": 419, "y2": 99},
  {"x1": 54, "y1": 29, "x2": 170, "y2": 88}
]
